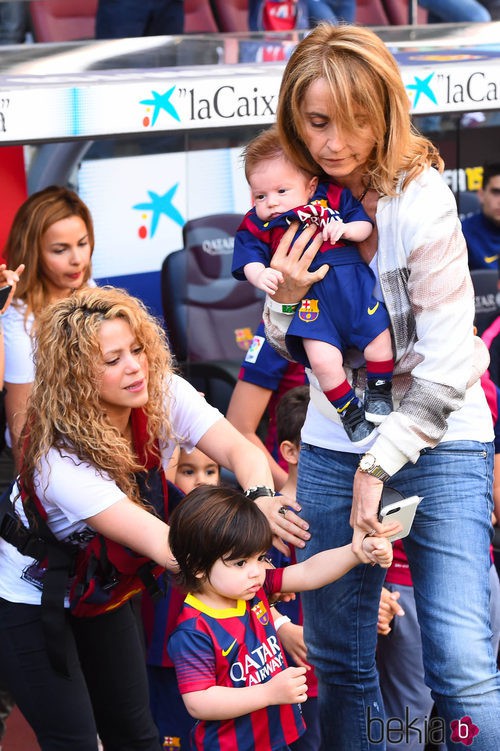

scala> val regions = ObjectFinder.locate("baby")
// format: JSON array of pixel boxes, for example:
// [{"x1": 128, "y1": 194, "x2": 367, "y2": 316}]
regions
[{"x1": 232, "y1": 127, "x2": 394, "y2": 445}]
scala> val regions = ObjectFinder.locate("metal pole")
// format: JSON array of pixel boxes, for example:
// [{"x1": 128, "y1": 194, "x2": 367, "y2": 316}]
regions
[{"x1": 408, "y1": 0, "x2": 419, "y2": 24}]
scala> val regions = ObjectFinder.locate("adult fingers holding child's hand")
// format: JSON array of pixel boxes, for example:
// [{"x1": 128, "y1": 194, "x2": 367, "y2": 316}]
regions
[{"x1": 351, "y1": 472, "x2": 401, "y2": 559}]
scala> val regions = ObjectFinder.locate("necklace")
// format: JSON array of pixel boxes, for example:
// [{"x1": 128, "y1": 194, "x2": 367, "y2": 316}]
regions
[{"x1": 358, "y1": 186, "x2": 369, "y2": 203}]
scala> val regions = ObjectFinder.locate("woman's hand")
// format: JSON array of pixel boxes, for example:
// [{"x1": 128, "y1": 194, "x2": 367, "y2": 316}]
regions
[
  {"x1": 350, "y1": 471, "x2": 401, "y2": 560},
  {"x1": 269, "y1": 221, "x2": 328, "y2": 304},
  {"x1": 0, "y1": 263, "x2": 24, "y2": 313},
  {"x1": 254, "y1": 494, "x2": 310, "y2": 556}
]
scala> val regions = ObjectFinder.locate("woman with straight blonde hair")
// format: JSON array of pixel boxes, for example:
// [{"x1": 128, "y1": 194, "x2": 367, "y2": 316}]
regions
[
  {"x1": 0, "y1": 285, "x2": 305, "y2": 750},
  {"x1": 263, "y1": 22, "x2": 500, "y2": 750}
]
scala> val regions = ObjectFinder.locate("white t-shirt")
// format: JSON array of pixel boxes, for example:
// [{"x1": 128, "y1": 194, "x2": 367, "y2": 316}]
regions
[
  {"x1": 3, "y1": 301, "x2": 35, "y2": 384},
  {"x1": 0, "y1": 374, "x2": 222, "y2": 605},
  {"x1": 3, "y1": 284, "x2": 97, "y2": 385}
]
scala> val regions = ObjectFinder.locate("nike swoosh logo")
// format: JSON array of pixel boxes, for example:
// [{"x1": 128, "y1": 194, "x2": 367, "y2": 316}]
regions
[
  {"x1": 222, "y1": 639, "x2": 237, "y2": 657},
  {"x1": 368, "y1": 302, "x2": 379, "y2": 315},
  {"x1": 337, "y1": 399, "x2": 354, "y2": 414},
  {"x1": 484, "y1": 255, "x2": 498, "y2": 264}
]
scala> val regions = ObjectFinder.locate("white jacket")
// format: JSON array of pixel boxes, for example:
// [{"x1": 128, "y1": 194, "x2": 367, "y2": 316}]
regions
[{"x1": 264, "y1": 167, "x2": 492, "y2": 476}]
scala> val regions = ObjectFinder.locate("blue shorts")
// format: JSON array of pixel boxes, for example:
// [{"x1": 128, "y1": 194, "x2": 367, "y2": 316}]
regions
[{"x1": 286, "y1": 251, "x2": 390, "y2": 367}]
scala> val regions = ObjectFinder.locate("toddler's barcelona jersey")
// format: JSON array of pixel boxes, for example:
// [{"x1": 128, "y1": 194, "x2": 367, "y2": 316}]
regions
[{"x1": 168, "y1": 567, "x2": 305, "y2": 750}]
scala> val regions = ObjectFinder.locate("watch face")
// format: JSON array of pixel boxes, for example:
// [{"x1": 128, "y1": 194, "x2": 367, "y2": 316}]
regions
[{"x1": 360, "y1": 454, "x2": 375, "y2": 471}]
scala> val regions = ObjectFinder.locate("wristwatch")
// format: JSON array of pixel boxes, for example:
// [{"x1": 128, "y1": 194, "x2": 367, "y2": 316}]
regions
[
  {"x1": 244, "y1": 486, "x2": 275, "y2": 501},
  {"x1": 358, "y1": 453, "x2": 391, "y2": 483}
]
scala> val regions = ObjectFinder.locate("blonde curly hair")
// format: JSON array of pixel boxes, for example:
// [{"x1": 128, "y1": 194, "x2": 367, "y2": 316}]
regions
[{"x1": 20, "y1": 286, "x2": 175, "y2": 506}]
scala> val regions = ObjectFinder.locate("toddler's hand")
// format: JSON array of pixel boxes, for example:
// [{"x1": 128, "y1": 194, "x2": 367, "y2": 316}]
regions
[
  {"x1": 361, "y1": 535, "x2": 393, "y2": 568},
  {"x1": 378, "y1": 586, "x2": 405, "y2": 635},
  {"x1": 276, "y1": 621, "x2": 310, "y2": 668},
  {"x1": 269, "y1": 666, "x2": 308, "y2": 705}
]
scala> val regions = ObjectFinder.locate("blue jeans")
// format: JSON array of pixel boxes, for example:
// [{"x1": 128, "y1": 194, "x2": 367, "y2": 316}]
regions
[
  {"x1": 296, "y1": 441, "x2": 500, "y2": 751},
  {"x1": 0, "y1": 2, "x2": 28, "y2": 44},
  {"x1": 95, "y1": 0, "x2": 184, "y2": 38},
  {"x1": 378, "y1": 566, "x2": 500, "y2": 751},
  {"x1": 307, "y1": 0, "x2": 356, "y2": 24},
  {"x1": 419, "y1": 0, "x2": 491, "y2": 22}
]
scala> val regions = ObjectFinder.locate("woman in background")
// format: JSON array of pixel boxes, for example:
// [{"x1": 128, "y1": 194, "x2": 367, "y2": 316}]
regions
[{"x1": 3, "y1": 186, "x2": 95, "y2": 469}]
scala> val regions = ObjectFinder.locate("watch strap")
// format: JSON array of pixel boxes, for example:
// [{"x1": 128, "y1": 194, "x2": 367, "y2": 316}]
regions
[
  {"x1": 244, "y1": 486, "x2": 275, "y2": 501},
  {"x1": 367, "y1": 465, "x2": 391, "y2": 483},
  {"x1": 358, "y1": 454, "x2": 391, "y2": 483}
]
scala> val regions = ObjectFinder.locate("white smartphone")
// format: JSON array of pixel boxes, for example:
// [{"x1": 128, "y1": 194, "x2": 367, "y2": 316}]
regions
[{"x1": 378, "y1": 487, "x2": 422, "y2": 542}]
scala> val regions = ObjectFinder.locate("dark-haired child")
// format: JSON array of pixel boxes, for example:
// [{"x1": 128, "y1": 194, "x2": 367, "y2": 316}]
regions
[
  {"x1": 143, "y1": 447, "x2": 221, "y2": 751},
  {"x1": 168, "y1": 485, "x2": 392, "y2": 751}
]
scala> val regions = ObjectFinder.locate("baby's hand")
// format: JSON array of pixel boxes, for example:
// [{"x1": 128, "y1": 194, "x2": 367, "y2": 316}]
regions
[
  {"x1": 361, "y1": 535, "x2": 393, "y2": 568},
  {"x1": 268, "y1": 666, "x2": 308, "y2": 705},
  {"x1": 256, "y1": 267, "x2": 284, "y2": 295},
  {"x1": 322, "y1": 217, "x2": 346, "y2": 245}
]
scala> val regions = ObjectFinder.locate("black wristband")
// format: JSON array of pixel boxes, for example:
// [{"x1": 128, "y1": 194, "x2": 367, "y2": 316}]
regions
[{"x1": 243, "y1": 486, "x2": 275, "y2": 501}]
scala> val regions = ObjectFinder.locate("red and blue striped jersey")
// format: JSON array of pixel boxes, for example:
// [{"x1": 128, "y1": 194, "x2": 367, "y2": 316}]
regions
[
  {"x1": 168, "y1": 567, "x2": 305, "y2": 750},
  {"x1": 232, "y1": 180, "x2": 371, "y2": 280}
]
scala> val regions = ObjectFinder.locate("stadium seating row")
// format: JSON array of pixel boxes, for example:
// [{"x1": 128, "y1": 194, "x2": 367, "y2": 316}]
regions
[{"x1": 28, "y1": 0, "x2": 425, "y2": 44}]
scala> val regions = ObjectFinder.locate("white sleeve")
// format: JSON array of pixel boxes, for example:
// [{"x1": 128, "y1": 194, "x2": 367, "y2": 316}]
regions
[
  {"x1": 35, "y1": 449, "x2": 125, "y2": 528},
  {"x1": 33, "y1": 378, "x2": 222, "y2": 526},
  {"x1": 3, "y1": 304, "x2": 36, "y2": 384},
  {"x1": 161, "y1": 374, "x2": 223, "y2": 466}
]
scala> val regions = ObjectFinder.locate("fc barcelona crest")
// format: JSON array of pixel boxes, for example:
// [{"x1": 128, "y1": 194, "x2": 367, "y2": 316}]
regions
[
  {"x1": 163, "y1": 736, "x2": 181, "y2": 749},
  {"x1": 298, "y1": 299, "x2": 319, "y2": 322},
  {"x1": 252, "y1": 600, "x2": 270, "y2": 625},
  {"x1": 234, "y1": 327, "x2": 255, "y2": 351}
]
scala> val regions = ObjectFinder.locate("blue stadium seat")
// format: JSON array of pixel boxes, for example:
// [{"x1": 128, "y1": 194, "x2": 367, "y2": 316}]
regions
[{"x1": 161, "y1": 213, "x2": 265, "y2": 412}]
